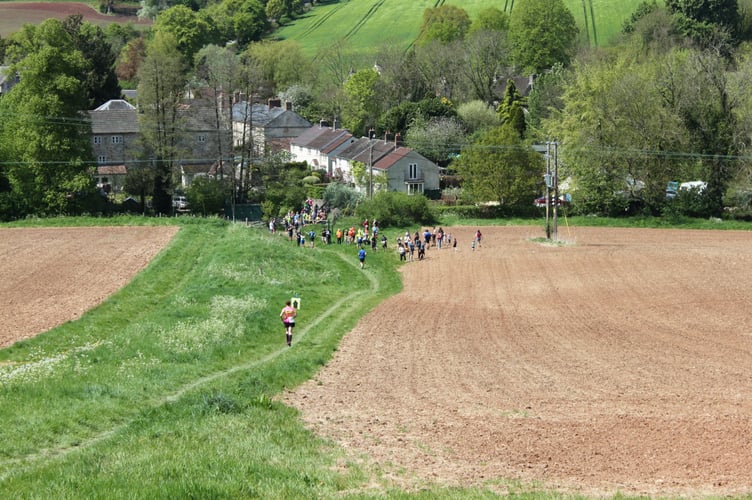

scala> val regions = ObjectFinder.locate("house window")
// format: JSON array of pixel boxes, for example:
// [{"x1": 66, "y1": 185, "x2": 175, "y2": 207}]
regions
[
  {"x1": 408, "y1": 163, "x2": 418, "y2": 179},
  {"x1": 93, "y1": 136, "x2": 102, "y2": 145},
  {"x1": 406, "y1": 183, "x2": 424, "y2": 195},
  {"x1": 98, "y1": 155, "x2": 107, "y2": 164},
  {"x1": 111, "y1": 135, "x2": 123, "y2": 144},
  {"x1": 197, "y1": 134, "x2": 207, "y2": 143}
]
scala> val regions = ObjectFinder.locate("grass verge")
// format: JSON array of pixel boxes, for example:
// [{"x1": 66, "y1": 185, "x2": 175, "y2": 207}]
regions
[{"x1": 0, "y1": 216, "x2": 420, "y2": 497}]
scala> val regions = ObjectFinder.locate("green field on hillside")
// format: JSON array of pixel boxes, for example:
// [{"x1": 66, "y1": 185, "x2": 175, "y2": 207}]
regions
[{"x1": 275, "y1": 0, "x2": 660, "y2": 57}]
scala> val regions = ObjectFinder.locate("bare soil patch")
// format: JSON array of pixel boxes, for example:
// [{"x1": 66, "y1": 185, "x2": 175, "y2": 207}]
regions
[
  {"x1": 0, "y1": 226, "x2": 177, "y2": 348},
  {"x1": 0, "y1": 3, "x2": 151, "y2": 37},
  {"x1": 285, "y1": 226, "x2": 752, "y2": 497}
]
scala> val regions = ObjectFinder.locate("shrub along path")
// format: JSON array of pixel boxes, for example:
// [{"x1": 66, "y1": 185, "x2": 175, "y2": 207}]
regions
[{"x1": 285, "y1": 225, "x2": 752, "y2": 497}]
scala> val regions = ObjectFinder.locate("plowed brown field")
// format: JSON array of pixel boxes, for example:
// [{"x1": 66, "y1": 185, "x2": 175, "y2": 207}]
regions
[
  {"x1": 0, "y1": 3, "x2": 150, "y2": 37},
  {"x1": 2, "y1": 225, "x2": 751, "y2": 496},
  {"x1": 0, "y1": 226, "x2": 177, "y2": 347},
  {"x1": 284, "y1": 226, "x2": 752, "y2": 497}
]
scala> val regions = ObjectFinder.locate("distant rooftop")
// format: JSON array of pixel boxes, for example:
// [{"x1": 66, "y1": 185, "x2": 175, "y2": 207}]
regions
[{"x1": 94, "y1": 99, "x2": 136, "y2": 111}]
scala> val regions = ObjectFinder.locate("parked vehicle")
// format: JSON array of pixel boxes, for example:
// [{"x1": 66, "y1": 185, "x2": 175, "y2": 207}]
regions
[
  {"x1": 172, "y1": 196, "x2": 189, "y2": 210},
  {"x1": 666, "y1": 181, "x2": 706, "y2": 200},
  {"x1": 534, "y1": 195, "x2": 568, "y2": 208}
]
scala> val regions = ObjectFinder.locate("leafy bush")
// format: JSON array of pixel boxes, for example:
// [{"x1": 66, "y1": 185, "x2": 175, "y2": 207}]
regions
[
  {"x1": 355, "y1": 191, "x2": 435, "y2": 227},
  {"x1": 322, "y1": 183, "x2": 362, "y2": 215},
  {"x1": 662, "y1": 187, "x2": 713, "y2": 219},
  {"x1": 185, "y1": 176, "x2": 227, "y2": 216},
  {"x1": 723, "y1": 189, "x2": 752, "y2": 220}
]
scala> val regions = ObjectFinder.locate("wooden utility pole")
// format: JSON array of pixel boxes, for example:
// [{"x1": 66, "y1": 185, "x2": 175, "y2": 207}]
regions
[
  {"x1": 545, "y1": 142, "x2": 551, "y2": 239},
  {"x1": 553, "y1": 141, "x2": 559, "y2": 241}
]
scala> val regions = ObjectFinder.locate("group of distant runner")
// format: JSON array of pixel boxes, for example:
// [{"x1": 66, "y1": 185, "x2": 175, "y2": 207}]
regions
[{"x1": 271, "y1": 200, "x2": 483, "y2": 346}]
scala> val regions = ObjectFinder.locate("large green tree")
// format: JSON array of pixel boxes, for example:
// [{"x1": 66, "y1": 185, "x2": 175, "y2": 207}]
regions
[
  {"x1": 666, "y1": 0, "x2": 739, "y2": 30},
  {"x1": 0, "y1": 19, "x2": 95, "y2": 217},
  {"x1": 205, "y1": 0, "x2": 268, "y2": 47},
  {"x1": 342, "y1": 68, "x2": 381, "y2": 137},
  {"x1": 470, "y1": 7, "x2": 509, "y2": 34},
  {"x1": 405, "y1": 115, "x2": 467, "y2": 166},
  {"x1": 508, "y1": 0, "x2": 578, "y2": 73},
  {"x1": 547, "y1": 53, "x2": 689, "y2": 215},
  {"x1": 456, "y1": 124, "x2": 542, "y2": 206},
  {"x1": 137, "y1": 31, "x2": 188, "y2": 214},
  {"x1": 62, "y1": 15, "x2": 121, "y2": 109},
  {"x1": 416, "y1": 4, "x2": 472, "y2": 45},
  {"x1": 658, "y1": 47, "x2": 742, "y2": 215},
  {"x1": 460, "y1": 28, "x2": 509, "y2": 104},
  {"x1": 244, "y1": 40, "x2": 312, "y2": 95},
  {"x1": 152, "y1": 5, "x2": 217, "y2": 63},
  {"x1": 194, "y1": 44, "x2": 237, "y2": 176},
  {"x1": 666, "y1": 0, "x2": 740, "y2": 46}
]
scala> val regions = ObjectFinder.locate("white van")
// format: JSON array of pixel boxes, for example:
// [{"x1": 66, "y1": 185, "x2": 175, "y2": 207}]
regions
[{"x1": 172, "y1": 196, "x2": 189, "y2": 210}]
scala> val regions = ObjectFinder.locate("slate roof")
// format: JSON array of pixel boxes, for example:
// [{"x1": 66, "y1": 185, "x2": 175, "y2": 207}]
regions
[
  {"x1": 292, "y1": 126, "x2": 353, "y2": 152},
  {"x1": 336, "y1": 138, "x2": 402, "y2": 167},
  {"x1": 232, "y1": 101, "x2": 311, "y2": 129},
  {"x1": 88, "y1": 107, "x2": 139, "y2": 134},
  {"x1": 232, "y1": 102, "x2": 284, "y2": 125}
]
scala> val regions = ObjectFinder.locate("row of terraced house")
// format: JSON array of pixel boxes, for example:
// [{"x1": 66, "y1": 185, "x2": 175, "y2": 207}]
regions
[{"x1": 88, "y1": 90, "x2": 440, "y2": 197}]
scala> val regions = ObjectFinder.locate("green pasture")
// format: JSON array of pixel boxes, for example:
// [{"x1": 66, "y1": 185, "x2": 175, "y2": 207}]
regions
[{"x1": 275, "y1": 0, "x2": 656, "y2": 58}]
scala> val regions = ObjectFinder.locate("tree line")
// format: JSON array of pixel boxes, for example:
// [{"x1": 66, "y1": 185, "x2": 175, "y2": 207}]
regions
[{"x1": 1, "y1": 0, "x2": 752, "y2": 221}]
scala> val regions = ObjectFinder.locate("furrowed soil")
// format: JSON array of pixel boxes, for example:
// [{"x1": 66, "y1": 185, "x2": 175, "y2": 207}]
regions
[
  {"x1": 0, "y1": 3, "x2": 150, "y2": 37},
  {"x1": 284, "y1": 226, "x2": 752, "y2": 497},
  {"x1": 0, "y1": 226, "x2": 177, "y2": 347},
  {"x1": 2, "y1": 225, "x2": 751, "y2": 496}
]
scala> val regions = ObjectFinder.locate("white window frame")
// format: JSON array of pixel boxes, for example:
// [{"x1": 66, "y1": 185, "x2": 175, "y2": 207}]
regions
[
  {"x1": 111, "y1": 135, "x2": 123, "y2": 144},
  {"x1": 406, "y1": 182, "x2": 424, "y2": 195},
  {"x1": 93, "y1": 136, "x2": 102, "y2": 145},
  {"x1": 98, "y1": 155, "x2": 107, "y2": 164},
  {"x1": 408, "y1": 163, "x2": 418, "y2": 179}
]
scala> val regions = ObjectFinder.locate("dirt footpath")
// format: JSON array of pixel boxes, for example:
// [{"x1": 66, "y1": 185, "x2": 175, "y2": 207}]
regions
[
  {"x1": 285, "y1": 226, "x2": 752, "y2": 496},
  {"x1": 0, "y1": 226, "x2": 178, "y2": 348}
]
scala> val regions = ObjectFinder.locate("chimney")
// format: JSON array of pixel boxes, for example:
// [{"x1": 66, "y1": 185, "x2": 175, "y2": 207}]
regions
[
  {"x1": 320, "y1": 119, "x2": 325, "y2": 128},
  {"x1": 395, "y1": 133, "x2": 401, "y2": 146},
  {"x1": 268, "y1": 98, "x2": 282, "y2": 109},
  {"x1": 285, "y1": 101, "x2": 292, "y2": 111},
  {"x1": 384, "y1": 130, "x2": 392, "y2": 143},
  {"x1": 332, "y1": 119, "x2": 338, "y2": 130}
]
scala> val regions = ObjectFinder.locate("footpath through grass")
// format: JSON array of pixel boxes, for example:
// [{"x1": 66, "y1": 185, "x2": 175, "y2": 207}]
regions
[{"x1": 0, "y1": 216, "x2": 473, "y2": 498}]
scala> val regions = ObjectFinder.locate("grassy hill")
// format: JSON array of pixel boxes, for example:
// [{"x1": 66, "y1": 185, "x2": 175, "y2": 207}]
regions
[{"x1": 275, "y1": 0, "x2": 660, "y2": 57}]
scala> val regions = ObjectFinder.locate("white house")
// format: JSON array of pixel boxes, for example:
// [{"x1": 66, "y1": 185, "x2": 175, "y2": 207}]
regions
[
  {"x1": 371, "y1": 146, "x2": 440, "y2": 195},
  {"x1": 289, "y1": 124, "x2": 355, "y2": 177},
  {"x1": 291, "y1": 125, "x2": 441, "y2": 196}
]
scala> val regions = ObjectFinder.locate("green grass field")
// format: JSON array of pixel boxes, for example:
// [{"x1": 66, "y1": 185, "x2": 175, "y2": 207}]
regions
[
  {"x1": 275, "y1": 0, "x2": 659, "y2": 58},
  {"x1": 0, "y1": 217, "x2": 419, "y2": 497}
]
